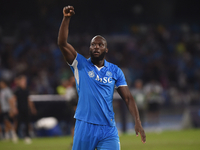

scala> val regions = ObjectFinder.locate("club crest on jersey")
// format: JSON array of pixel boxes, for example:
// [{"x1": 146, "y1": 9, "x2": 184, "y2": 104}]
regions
[
  {"x1": 88, "y1": 71, "x2": 95, "y2": 78},
  {"x1": 106, "y1": 71, "x2": 112, "y2": 76}
]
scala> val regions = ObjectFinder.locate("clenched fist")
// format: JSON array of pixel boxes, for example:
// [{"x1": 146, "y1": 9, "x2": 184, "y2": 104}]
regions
[{"x1": 63, "y1": 6, "x2": 75, "y2": 17}]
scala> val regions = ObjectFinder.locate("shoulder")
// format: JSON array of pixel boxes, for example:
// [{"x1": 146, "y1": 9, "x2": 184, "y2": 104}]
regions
[
  {"x1": 15, "y1": 87, "x2": 20, "y2": 92},
  {"x1": 70, "y1": 53, "x2": 87, "y2": 67},
  {"x1": 106, "y1": 61, "x2": 118, "y2": 69},
  {"x1": 14, "y1": 88, "x2": 20, "y2": 94},
  {"x1": 76, "y1": 53, "x2": 87, "y2": 61},
  {"x1": 107, "y1": 61, "x2": 122, "y2": 74},
  {"x1": 6, "y1": 88, "x2": 12, "y2": 93},
  {"x1": 3, "y1": 87, "x2": 10, "y2": 93}
]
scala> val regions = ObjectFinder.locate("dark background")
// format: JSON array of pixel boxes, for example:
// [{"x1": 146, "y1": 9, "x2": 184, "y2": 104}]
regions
[{"x1": 0, "y1": 0, "x2": 200, "y2": 34}]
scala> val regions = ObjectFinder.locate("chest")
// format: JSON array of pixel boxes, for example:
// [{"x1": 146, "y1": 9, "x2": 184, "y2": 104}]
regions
[
  {"x1": 84, "y1": 65, "x2": 116, "y2": 87},
  {"x1": 16, "y1": 90, "x2": 29, "y2": 100}
]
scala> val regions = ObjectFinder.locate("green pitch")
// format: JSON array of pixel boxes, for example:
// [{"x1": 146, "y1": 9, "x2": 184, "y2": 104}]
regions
[{"x1": 0, "y1": 129, "x2": 200, "y2": 150}]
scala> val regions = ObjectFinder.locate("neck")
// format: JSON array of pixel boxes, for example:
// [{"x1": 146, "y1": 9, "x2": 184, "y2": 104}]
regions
[
  {"x1": 20, "y1": 86, "x2": 26, "y2": 89},
  {"x1": 91, "y1": 58, "x2": 104, "y2": 68}
]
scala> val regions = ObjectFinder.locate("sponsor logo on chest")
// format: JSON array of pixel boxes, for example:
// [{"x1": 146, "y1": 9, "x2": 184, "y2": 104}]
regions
[{"x1": 88, "y1": 71, "x2": 112, "y2": 84}]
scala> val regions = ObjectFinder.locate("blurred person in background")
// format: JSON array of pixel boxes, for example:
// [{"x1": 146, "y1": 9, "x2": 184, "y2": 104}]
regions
[
  {"x1": 0, "y1": 79, "x2": 18, "y2": 142},
  {"x1": 58, "y1": 6, "x2": 146, "y2": 150},
  {"x1": 131, "y1": 79, "x2": 147, "y2": 126},
  {"x1": 0, "y1": 115, "x2": 2, "y2": 140},
  {"x1": 65, "y1": 77, "x2": 77, "y2": 103},
  {"x1": 13, "y1": 75, "x2": 37, "y2": 144},
  {"x1": 56, "y1": 79, "x2": 68, "y2": 95},
  {"x1": 143, "y1": 79, "x2": 164, "y2": 125},
  {"x1": 65, "y1": 76, "x2": 78, "y2": 148}
]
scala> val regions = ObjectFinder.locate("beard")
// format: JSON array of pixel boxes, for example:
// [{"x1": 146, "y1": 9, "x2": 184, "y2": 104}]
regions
[{"x1": 90, "y1": 51, "x2": 106, "y2": 63}]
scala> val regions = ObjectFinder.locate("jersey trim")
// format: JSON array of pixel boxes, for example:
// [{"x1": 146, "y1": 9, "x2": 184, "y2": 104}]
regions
[
  {"x1": 69, "y1": 53, "x2": 79, "y2": 85},
  {"x1": 95, "y1": 65, "x2": 104, "y2": 71},
  {"x1": 68, "y1": 52, "x2": 77, "y2": 66},
  {"x1": 116, "y1": 85, "x2": 128, "y2": 88}
]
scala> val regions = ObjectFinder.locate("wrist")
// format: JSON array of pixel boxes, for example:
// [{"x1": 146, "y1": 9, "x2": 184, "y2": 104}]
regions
[
  {"x1": 64, "y1": 16, "x2": 71, "y2": 19},
  {"x1": 135, "y1": 118, "x2": 141, "y2": 124}
]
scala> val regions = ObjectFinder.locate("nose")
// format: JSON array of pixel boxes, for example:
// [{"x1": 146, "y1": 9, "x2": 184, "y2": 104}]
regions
[{"x1": 94, "y1": 44, "x2": 99, "y2": 48}]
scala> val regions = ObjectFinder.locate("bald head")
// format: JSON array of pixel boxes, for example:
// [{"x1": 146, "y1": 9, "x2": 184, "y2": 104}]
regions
[{"x1": 91, "y1": 35, "x2": 107, "y2": 47}]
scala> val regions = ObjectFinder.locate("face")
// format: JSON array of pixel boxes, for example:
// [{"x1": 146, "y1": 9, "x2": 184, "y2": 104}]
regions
[
  {"x1": 89, "y1": 36, "x2": 108, "y2": 62},
  {"x1": 135, "y1": 80, "x2": 143, "y2": 89},
  {"x1": 0, "y1": 81, "x2": 6, "y2": 88},
  {"x1": 18, "y1": 76, "x2": 27, "y2": 88}
]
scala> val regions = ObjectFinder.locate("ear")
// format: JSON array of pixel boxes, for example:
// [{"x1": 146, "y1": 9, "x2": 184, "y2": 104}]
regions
[{"x1": 106, "y1": 48, "x2": 108, "y2": 53}]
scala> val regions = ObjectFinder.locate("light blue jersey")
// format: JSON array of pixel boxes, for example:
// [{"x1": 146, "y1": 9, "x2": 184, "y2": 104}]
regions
[{"x1": 70, "y1": 53, "x2": 127, "y2": 126}]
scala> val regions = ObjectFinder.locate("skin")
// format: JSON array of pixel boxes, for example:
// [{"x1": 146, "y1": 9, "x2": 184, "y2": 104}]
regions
[
  {"x1": 58, "y1": 6, "x2": 146, "y2": 143},
  {"x1": 89, "y1": 35, "x2": 108, "y2": 67}
]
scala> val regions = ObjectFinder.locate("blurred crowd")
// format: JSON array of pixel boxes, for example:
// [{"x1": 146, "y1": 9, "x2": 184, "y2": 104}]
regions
[
  {"x1": 0, "y1": 0, "x2": 200, "y2": 109},
  {"x1": 1, "y1": 20, "x2": 200, "y2": 107}
]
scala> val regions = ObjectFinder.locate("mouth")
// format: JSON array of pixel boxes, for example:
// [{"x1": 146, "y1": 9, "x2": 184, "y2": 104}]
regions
[{"x1": 93, "y1": 51, "x2": 100, "y2": 55}]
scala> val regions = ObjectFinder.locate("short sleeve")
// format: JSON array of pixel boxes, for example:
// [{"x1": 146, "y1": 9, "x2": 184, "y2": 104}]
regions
[
  {"x1": 69, "y1": 53, "x2": 87, "y2": 86},
  {"x1": 115, "y1": 67, "x2": 127, "y2": 88},
  {"x1": 69, "y1": 53, "x2": 86, "y2": 70}
]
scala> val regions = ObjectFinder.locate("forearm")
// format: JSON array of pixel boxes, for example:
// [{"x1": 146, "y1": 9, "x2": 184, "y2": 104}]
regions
[
  {"x1": 117, "y1": 86, "x2": 141, "y2": 123},
  {"x1": 29, "y1": 100, "x2": 35, "y2": 110},
  {"x1": 57, "y1": 6, "x2": 76, "y2": 64},
  {"x1": 58, "y1": 16, "x2": 71, "y2": 46},
  {"x1": 9, "y1": 97, "x2": 16, "y2": 111},
  {"x1": 9, "y1": 97, "x2": 18, "y2": 115},
  {"x1": 127, "y1": 96, "x2": 146, "y2": 143},
  {"x1": 126, "y1": 97, "x2": 141, "y2": 123}
]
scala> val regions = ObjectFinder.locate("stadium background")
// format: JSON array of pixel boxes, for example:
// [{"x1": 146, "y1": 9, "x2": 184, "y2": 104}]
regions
[{"x1": 0, "y1": 0, "x2": 200, "y2": 149}]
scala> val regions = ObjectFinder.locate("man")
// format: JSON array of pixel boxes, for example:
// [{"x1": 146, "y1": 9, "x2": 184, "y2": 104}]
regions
[
  {"x1": 131, "y1": 79, "x2": 147, "y2": 125},
  {"x1": 0, "y1": 79, "x2": 18, "y2": 142},
  {"x1": 13, "y1": 75, "x2": 37, "y2": 144},
  {"x1": 58, "y1": 6, "x2": 146, "y2": 150},
  {"x1": 143, "y1": 79, "x2": 164, "y2": 124}
]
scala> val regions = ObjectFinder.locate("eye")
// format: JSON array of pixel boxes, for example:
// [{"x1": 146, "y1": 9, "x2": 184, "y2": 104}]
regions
[
  {"x1": 91, "y1": 43, "x2": 96, "y2": 47},
  {"x1": 99, "y1": 43, "x2": 104, "y2": 47}
]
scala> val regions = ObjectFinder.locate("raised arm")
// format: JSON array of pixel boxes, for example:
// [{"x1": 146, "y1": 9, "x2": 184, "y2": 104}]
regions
[
  {"x1": 58, "y1": 6, "x2": 77, "y2": 65},
  {"x1": 117, "y1": 86, "x2": 146, "y2": 143}
]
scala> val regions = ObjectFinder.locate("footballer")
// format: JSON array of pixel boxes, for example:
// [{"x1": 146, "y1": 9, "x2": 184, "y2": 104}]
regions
[{"x1": 58, "y1": 5, "x2": 146, "y2": 150}]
